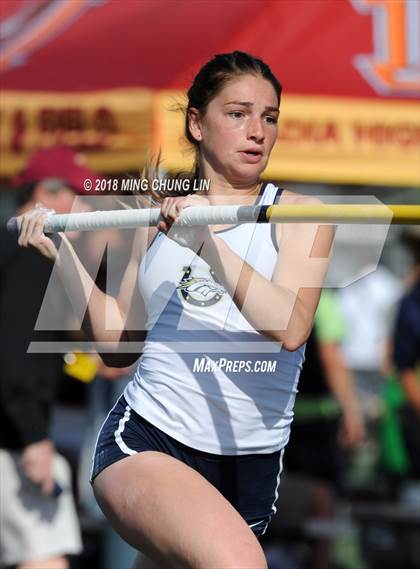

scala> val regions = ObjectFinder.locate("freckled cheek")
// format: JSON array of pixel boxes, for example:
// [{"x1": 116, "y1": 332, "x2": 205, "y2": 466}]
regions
[
  {"x1": 221, "y1": 126, "x2": 246, "y2": 154},
  {"x1": 227, "y1": 121, "x2": 247, "y2": 133},
  {"x1": 208, "y1": 128, "x2": 238, "y2": 155}
]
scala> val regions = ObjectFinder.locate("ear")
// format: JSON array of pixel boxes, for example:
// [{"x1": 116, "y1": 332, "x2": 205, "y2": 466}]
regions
[{"x1": 188, "y1": 107, "x2": 202, "y2": 142}]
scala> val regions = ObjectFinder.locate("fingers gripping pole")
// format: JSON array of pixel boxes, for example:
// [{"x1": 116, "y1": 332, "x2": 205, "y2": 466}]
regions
[{"x1": 6, "y1": 204, "x2": 420, "y2": 233}]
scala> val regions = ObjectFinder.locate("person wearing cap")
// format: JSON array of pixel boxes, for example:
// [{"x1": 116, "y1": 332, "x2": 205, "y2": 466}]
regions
[
  {"x1": 12, "y1": 145, "x2": 97, "y2": 201},
  {"x1": 0, "y1": 146, "x2": 97, "y2": 569}
]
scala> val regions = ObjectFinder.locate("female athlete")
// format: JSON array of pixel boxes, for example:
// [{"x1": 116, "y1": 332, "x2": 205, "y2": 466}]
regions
[{"x1": 16, "y1": 51, "x2": 333, "y2": 569}]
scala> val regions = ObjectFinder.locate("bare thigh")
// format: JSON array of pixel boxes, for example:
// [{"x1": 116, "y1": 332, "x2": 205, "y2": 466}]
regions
[{"x1": 93, "y1": 451, "x2": 267, "y2": 569}]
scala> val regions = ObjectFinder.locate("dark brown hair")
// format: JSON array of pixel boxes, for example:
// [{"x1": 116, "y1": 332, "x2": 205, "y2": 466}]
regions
[
  {"x1": 185, "y1": 51, "x2": 282, "y2": 179},
  {"x1": 140, "y1": 51, "x2": 281, "y2": 203}
]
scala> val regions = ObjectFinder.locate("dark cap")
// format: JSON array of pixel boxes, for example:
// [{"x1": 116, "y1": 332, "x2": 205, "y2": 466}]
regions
[{"x1": 12, "y1": 146, "x2": 101, "y2": 194}]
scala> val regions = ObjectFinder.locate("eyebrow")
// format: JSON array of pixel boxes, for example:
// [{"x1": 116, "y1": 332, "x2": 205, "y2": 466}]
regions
[{"x1": 224, "y1": 101, "x2": 279, "y2": 113}]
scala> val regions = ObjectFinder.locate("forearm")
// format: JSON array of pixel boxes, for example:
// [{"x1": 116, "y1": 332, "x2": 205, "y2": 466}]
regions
[
  {"x1": 201, "y1": 234, "x2": 311, "y2": 348},
  {"x1": 55, "y1": 236, "x2": 127, "y2": 349},
  {"x1": 320, "y1": 343, "x2": 361, "y2": 414}
]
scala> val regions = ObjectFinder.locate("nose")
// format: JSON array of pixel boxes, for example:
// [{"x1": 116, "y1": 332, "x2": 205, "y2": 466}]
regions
[{"x1": 247, "y1": 116, "x2": 265, "y2": 143}]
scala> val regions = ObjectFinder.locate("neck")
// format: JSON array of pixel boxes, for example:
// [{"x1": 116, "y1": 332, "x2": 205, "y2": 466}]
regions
[
  {"x1": 199, "y1": 181, "x2": 262, "y2": 206},
  {"x1": 196, "y1": 165, "x2": 262, "y2": 205}
]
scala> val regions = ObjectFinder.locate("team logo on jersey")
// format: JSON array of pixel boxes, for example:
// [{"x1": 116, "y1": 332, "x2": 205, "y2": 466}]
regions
[{"x1": 177, "y1": 265, "x2": 226, "y2": 307}]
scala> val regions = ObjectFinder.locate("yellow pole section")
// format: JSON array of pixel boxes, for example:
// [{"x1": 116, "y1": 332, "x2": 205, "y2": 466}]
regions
[{"x1": 266, "y1": 204, "x2": 420, "y2": 225}]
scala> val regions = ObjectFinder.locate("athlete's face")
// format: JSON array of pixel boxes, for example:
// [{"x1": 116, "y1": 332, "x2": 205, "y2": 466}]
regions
[{"x1": 189, "y1": 74, "x2": 279, "y2": 186}]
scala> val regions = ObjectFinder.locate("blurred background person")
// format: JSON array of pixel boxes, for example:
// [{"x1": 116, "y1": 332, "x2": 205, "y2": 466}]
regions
[
  {"x1": 388, "y1": 227, "x2": 420, "y2": 485},
  {"x1": 288, "y1": 289, "x2": 366, "y2": 484},
  {"x1": 263, "y1": 289, "x2": 366, "y2": 569},
  {"x1": 339, "y1": 265, "x2": 403, "y2": 418},
  {"x1": 0, "y1": 146, "x2": 97, "y2": 569}
]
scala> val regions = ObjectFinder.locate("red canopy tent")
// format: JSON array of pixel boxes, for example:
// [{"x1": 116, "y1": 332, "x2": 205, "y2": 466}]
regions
[
  {"x1": 1, "y1": 0, "x2": 418, "y2": 185},
  {"x1": 0, "y1": 0, "x2": 388, "y2": 96}
]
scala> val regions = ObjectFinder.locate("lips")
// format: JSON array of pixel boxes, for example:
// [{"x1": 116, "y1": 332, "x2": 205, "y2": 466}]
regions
[{"x1": 239, "y1": 149, "x2": 263, "y2": 163}]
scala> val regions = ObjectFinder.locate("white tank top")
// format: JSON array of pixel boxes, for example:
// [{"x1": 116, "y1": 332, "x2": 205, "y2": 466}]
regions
[{"x1": 124, "y1": 183, "x2": 305, "y2": 454}]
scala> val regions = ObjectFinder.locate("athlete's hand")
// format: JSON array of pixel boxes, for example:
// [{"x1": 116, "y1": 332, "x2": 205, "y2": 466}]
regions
[
  {"x1": 16, "y1": 203, "x2": 60, "y2": 261},
  {"x1": 20, "y1": 439, "x2": 55, "y2": 496},
  {"x1": 158, "y1": 195, "x2": 212, "y2": 252}
]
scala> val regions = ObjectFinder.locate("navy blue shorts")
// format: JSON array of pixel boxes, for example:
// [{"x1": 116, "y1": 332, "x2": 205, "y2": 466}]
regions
[{"x1": 91, "y1": 396, "x2": 283, "y2": 538}]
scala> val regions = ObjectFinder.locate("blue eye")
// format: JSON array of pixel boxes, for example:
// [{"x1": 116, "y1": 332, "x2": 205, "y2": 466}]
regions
[{"x1": 265, "y1": 116, "x2": 278, "y2": 125}]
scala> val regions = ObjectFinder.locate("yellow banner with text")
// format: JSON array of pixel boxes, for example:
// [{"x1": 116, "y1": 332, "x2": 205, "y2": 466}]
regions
[{"x1": 1, "y1": 89, "x2": 418, "y2": 187}]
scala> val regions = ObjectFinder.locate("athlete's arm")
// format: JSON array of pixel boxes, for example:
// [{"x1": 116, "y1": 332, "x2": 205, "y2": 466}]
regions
[
  {"x1": 269, "y1": 195, "x2": 335, "y2": 349},
  {"x1": 200, "y1": 197, "x2": 333, "y2": 350},
  {"x1": 16, "y1": 209, "x2": 154, "y2": 366},
  {"x1": 74, "y1": 227, "x2": 151, "y2": 367},
  {"x1": 161, "y1": 194, "x2": 333, "y2": 350}
]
